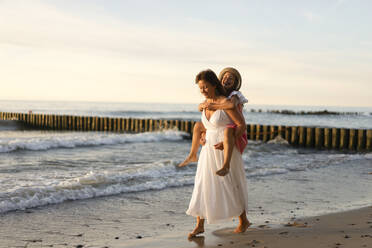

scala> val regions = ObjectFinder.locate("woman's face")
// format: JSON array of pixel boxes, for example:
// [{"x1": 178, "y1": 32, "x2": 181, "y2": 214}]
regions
[
  {"x1": 198, "y1": 80, "x2": 216, "y2": 99},
  {"x1": 221, "y1": 72, "x2": 236, "y2": 90}
]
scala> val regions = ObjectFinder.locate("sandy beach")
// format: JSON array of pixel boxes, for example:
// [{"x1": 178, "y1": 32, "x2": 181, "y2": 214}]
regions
[
  {"x1": 122, "y1": 206, "x2": 372, "y2": 248},
  {"x1": 1, "y1": 182, "x2": 371, "y2": 248}
]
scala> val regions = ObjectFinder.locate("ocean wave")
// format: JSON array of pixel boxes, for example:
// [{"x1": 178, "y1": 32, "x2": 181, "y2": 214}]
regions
[
  {"x1": 106, "y1": 110, "x2": 199, "y2": 117},
  {"x1": 0, "y1": 130, "x2": 187, "y2": 153},
  {"x1": 266, "y1": 135, "x2": 290, "y2": 145},
  {"x1": 0, "y1": 162, "x2": 195, "y2": 214},
  {"x1": 248, "y1": 109, "x2": 371, "y2": 116},
  {"x1": 247, "y1": 168, "x2": 289, "y2": 177},
  {"x1": 1, "y1": 140, "x2": 370, "y2": 214},
  {"x1": 364, "y1": 153, "x2": 372, "y2": 159},
  {"x1": 243, "y1": 146, "x2": 372, "y2": 175},
  {"x1": 0, "y1": 157, "x2": 312, "y2": 214}
]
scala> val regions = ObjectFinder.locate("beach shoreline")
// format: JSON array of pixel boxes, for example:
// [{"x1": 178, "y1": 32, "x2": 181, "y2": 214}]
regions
[
  {"x1": 1, "y1": 181, "x2": 371, "y2": 248},
  {"x1": 123, "y1": 206, "x2": 372, "y2": 248}
]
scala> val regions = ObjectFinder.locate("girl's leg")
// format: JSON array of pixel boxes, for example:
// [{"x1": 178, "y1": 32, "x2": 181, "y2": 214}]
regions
[
  {"x1": 234, "y1": 210, "x2": 251, "y2": 233},
  {"x1": 178, "y1": 122, "x2": 206, "y2": 167},
  {"x1": 216, "y1": 127, "x2": 235, "y2": 176},
  {"x1": 188, "y1": 216, "x2": 205, "y2": 238}
]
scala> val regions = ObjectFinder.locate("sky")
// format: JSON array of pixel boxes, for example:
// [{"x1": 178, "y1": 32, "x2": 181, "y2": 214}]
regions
[{"x1": 1, "y1": 0, "x2": 371, "y2": 107}]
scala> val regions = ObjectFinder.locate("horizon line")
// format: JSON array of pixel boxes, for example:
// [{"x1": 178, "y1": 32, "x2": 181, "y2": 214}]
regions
[{"x1": 0, "y1": 98, "x2": 372, "y2": 109}]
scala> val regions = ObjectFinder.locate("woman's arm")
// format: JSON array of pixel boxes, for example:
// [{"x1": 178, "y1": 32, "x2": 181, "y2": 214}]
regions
[
  {"x1": 224, "y1": 107, "x2": 246, "y2": 139},
  {"x1": 198, "y1": 100, "x2": 207, "y2": 112}
]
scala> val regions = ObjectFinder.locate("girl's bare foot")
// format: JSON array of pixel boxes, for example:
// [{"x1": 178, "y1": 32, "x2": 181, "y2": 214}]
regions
[
  {"x1": 178, "y1": 155, "x2": 197, "y2": 167},
  {"x1": 234, "y1": 221, "x2": 251, "y2": 233},
  {"x1": 188, "y1": 226, "x2": 205, "y2": 238},
  {"x1": 216, "y1": 166, "x2": 229, "y2": 176}
]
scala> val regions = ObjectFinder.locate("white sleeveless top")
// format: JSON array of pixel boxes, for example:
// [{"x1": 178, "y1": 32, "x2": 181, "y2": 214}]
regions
[{"x1": 228, "y1": 91, "x2": 248, "y2": 105}]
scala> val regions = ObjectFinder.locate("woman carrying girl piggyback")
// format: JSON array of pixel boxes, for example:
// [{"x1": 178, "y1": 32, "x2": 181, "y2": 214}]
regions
[
  {"x1": 179, "y1": 67, "x2": 248, "y2": 177},
  {"x1": 178, "y1": 68, "x2": 250, "y2": 238}
]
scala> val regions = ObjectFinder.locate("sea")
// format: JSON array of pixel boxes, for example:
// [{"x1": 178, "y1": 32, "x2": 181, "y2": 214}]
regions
[{"x1": 0, "y1": 100, "x2": 372, "y2": 226}]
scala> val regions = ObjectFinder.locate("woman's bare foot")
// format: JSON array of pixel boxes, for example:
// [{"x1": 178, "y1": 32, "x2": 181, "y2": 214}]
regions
[
  {"x1": 234, "y1": 220, "x2": 251, "y2": 233},
  {"x1": 216, "y1": 166, "x2": 229, "y2": 176},
  {"x1": 188, "y1": 226, "x2": 205, "y2": 238},
  {"x1": 178, "y1": 155, "x2": 197, "y2": 167}
]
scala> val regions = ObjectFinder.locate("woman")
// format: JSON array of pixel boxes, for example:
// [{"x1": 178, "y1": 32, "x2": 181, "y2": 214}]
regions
[{"x1": 182, "y1": 69, "x2": 250, "y2": 238}]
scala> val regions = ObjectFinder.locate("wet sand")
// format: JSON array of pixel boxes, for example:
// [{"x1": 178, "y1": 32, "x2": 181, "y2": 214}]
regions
[
  {"x1": 0, "y1": 183, "x2": 371, "y2": 248},
  {"x1": 129, "y1": 206, "x2": 372, "y2": 248}
]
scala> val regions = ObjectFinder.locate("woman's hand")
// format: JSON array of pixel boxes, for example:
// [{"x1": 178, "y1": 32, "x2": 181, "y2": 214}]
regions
[
  {"x1": 199, "y1": 101, "x2": 217, "y2": 111},
  {"x1": 205, "y1": 102, "x2": 217, "y2": 110},
  {"x1": 198, "y1": 101, "x2": 207, "y2": 112},
  {"x1": 200, "y1": 132, "x2": 206, "y2": 146},
  {"x1": 216, "y1": 167, "x2": 229, "y2": 176},
  {"x1": 214, "y1": 142, "x2": 224, "y2": 150}
]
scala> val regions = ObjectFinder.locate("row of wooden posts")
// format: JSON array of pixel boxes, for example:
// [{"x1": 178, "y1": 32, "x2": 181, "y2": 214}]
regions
[{"x1": 1, "y1": 112, "x2": 371, "y2": 151}]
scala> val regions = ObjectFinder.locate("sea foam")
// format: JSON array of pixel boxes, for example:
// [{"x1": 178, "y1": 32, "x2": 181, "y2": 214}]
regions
[
  {"x1": 0, "y1": 130, "x2": 187, "y2": 153},
  {"x1": 0, "y1": 162, "x2": 194, "y2": 214}
]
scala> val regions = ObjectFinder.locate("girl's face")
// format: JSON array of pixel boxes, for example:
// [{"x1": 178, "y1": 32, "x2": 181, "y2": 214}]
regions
[
  {"x1": 221, "y1": 72, "x2": 236, "y2": 90},
  {"x1": 198, "y1": 80, "x2": 216, "y2": 99}
]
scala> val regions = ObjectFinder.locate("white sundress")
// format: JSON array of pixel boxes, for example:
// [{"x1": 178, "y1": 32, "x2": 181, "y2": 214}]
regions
[{"x1": 186, "y1": 109, "x2": 249, "y2": 224}]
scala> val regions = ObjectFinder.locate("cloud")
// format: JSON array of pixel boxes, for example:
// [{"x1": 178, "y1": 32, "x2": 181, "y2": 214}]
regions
[
  {"x1": 0, "y1": 0, "x2": 371, "y2": 106},
  {"x1": 0, "y1": 0, "x2": 256, "y2": 102},
  {"x1": 0, "y1": 0, "x2": 252, "y2": 63},
  {"x1": 302, "y1": 11, "x2": 320, "y2": 22}
]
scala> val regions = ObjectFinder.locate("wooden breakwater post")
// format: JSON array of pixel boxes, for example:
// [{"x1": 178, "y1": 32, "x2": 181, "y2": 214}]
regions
[
  {"x1": 0, "y1": 112, "x2": 198, "y2": 137},
  {"x1": 244, "y1": 122, "x2": 371, "y2": 152},
  {"x1": 0, "y1": 111, "x2": 371, "y2": 152}
]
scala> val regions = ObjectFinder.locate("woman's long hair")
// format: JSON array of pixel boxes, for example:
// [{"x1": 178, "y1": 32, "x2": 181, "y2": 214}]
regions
[{"x1": 195, "y1": 69, "x2": 227, "y2": 97}]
